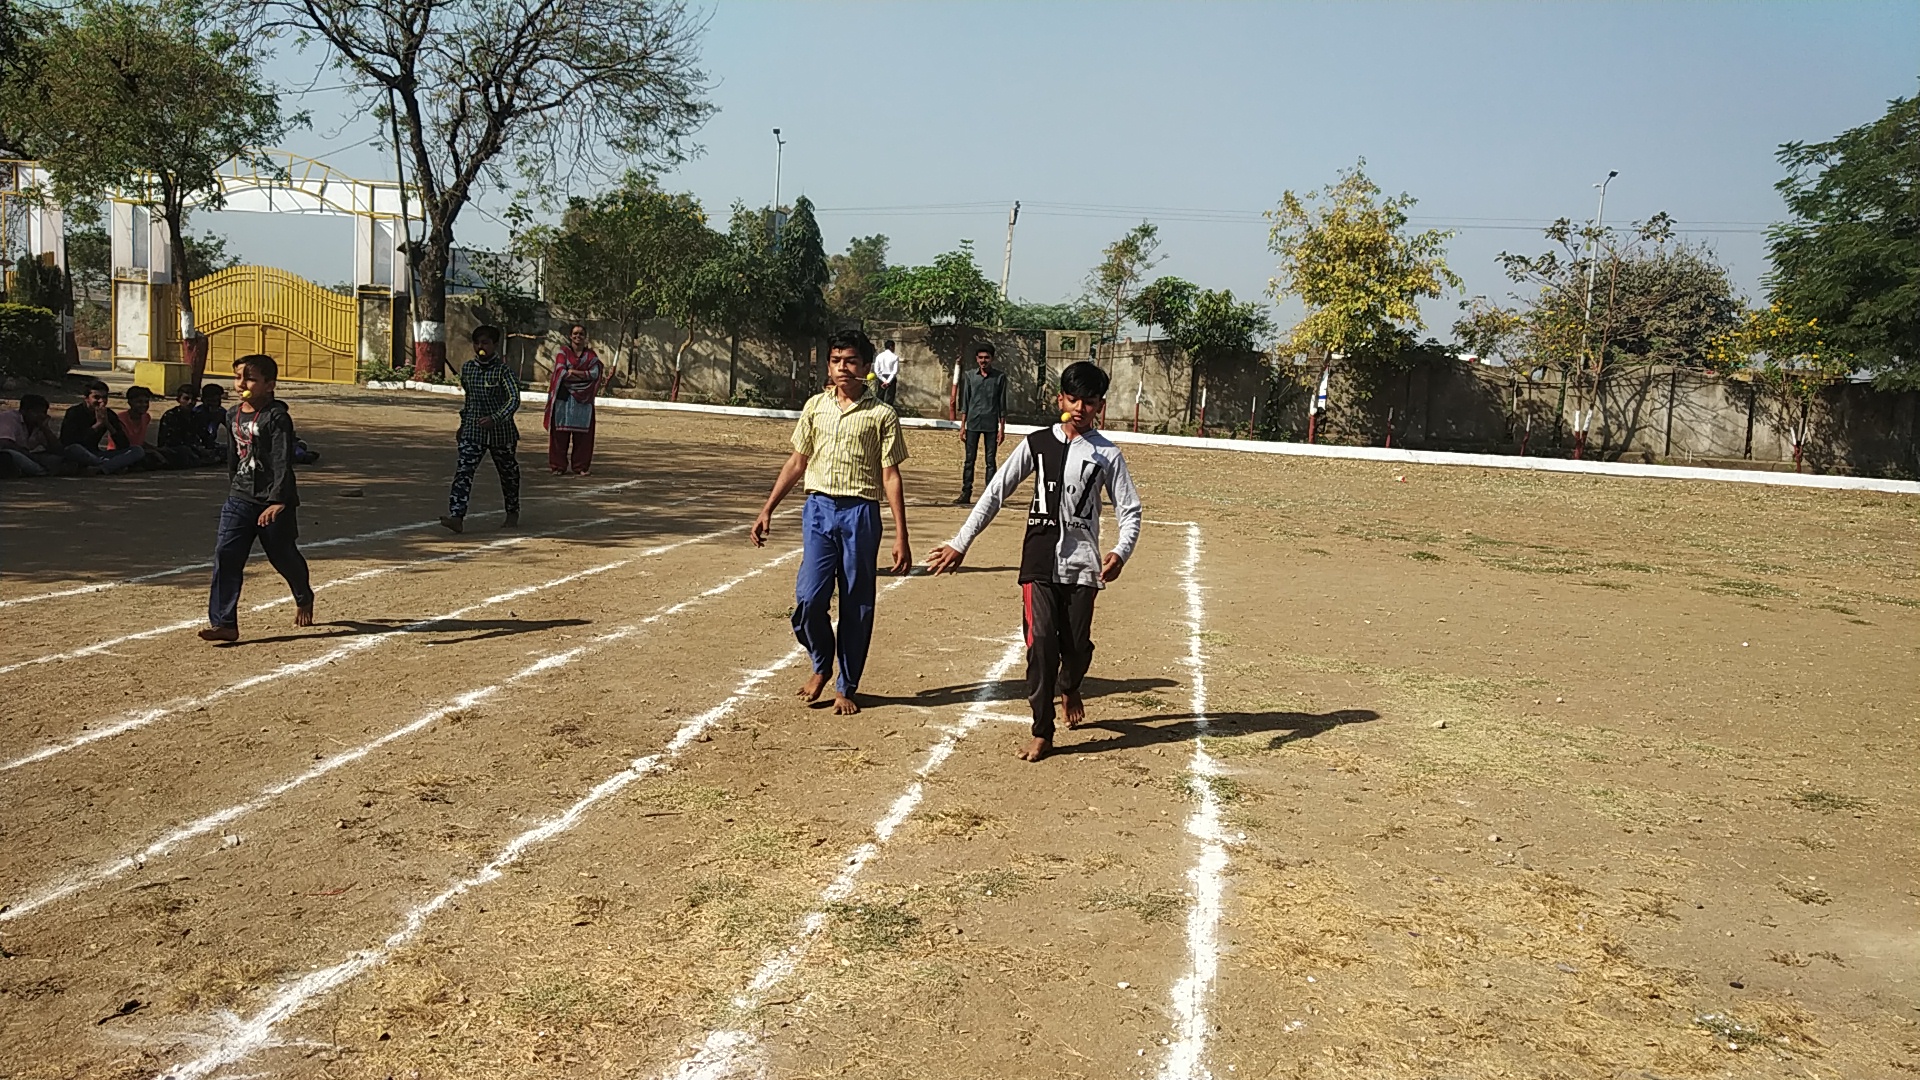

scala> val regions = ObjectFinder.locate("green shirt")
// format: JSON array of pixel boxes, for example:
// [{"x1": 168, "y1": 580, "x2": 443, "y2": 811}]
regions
[{"x1": 959, "y1": 365, "x2": 1009, "y2": 432}]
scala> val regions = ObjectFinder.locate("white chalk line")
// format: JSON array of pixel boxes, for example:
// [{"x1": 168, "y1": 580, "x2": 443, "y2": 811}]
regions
[
  {"x1": 664, "y1": 631, "x2": 1026, "y2": 1080},
  {"x1": 0, "y1": 478, "x2": 652, "y2": 611},
  {"x1": 0, "y1": 546, "x2": 804, "y2": 925},
  {"x1": 153, "y1": 574, "x2": 918, "y2": 1079},
  {"x1": 1160, "y1": 521, "x2": 1225, "y2": 1080},
  {"x1": 0, "y1": 516, "x2": 759, "y2": 776},
  {"x1": 0, "y1": 493, "x2": 702, "y2": 679}
]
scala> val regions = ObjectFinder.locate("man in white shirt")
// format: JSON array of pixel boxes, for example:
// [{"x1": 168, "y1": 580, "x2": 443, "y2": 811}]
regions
[{"x1": 872, "y1": 339, "x2": 900, "y2": 406}]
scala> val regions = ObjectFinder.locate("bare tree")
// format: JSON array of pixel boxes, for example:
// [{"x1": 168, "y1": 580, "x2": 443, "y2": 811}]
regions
[{"x1": 266, "y1": 0, "x2": 711, "y2": 374}]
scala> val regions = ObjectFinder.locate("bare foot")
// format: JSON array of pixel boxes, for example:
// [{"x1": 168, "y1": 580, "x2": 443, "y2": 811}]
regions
[
  {"x1": 198, "y1": 626, "x2": 239, "y2": 643},
  {"x1": 1016, "y1": 736, "x2": 1052, "y2": 762},
  {"x1": 293, "y1": 604, "x2": 313, "y2": 627},
  {"x1": 439, "y1": 515, "x2": 465, "y2": 534},
  {"x1": 1062, "y1": 693, "x2": 1087, "y2": 728},
  {"x1": 501, "y1": 511, "x2": 519, "y2": 529},
  {"x1": 834, "y1": 694, "x2": 861, "y2": 715},
  {"x1": 549, "y1": 468, "x2": 567, "y2": 475},
  {"x1": 798, "y1": 672, "x2": 829, "y2": 703},
  {"x1": 576, "y1": 469, "x2": 591, "y2": 477}
]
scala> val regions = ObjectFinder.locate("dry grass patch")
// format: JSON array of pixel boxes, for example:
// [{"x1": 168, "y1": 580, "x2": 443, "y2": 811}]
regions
[
  {"x1": 1081, "y1": 885, "x2": 1185, "y2": 924},
  {"x1": 167, "y1": 955, "x2": 281, "y2": 1012}
]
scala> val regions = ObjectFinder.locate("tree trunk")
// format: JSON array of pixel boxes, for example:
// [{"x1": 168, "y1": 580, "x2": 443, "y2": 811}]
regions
[
  {"x1": 165, "y1": 201, "x2": 206, "y2": 385},
  {"x1": 412, "y1": 223, "x2": 453, "y2": 377},
  {"x1": 672, "y1": 325, "x2": 695, "y2": 401},
  {"x1": 728, "y1": 331, "x2": 739, "y2": 402},
  {"x1": 1185, "y1": 353, "x2": 1202, "y2": 424}
]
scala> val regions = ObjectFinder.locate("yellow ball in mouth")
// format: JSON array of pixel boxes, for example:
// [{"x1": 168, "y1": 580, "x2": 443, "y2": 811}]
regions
[
  {"x1": 1060, "y1": 411, "x2": 1072, "y2": 424},
  {"x1": 240, "y1": 389, "x2": 252, "y2": 399}
]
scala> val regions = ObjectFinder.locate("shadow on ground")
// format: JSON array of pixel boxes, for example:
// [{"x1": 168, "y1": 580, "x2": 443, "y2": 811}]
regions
[
  {"x1": 852, "y1": 675, "x2": 1180, "y2": 711},
  {"x1": 214, "y1": 617, "x2": 590, "y2": 648},
  {"x1": 1051, "y1": 707, "x2": 1381, "y2": 756}
]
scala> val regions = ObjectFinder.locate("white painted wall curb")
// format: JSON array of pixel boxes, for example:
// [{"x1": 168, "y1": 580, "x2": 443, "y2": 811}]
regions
[{"x1": 363, "y1": 381, "x2": 1920, "y2": 496}]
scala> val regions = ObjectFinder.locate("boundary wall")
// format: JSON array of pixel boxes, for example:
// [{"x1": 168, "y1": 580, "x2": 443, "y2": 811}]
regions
[{"x1": 365, "y1": 381, "x2": 1920, "y2": 496}]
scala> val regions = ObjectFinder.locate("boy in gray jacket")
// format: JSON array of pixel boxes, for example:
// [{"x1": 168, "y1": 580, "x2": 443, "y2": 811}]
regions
[{"x1": 926, "y1": 361, "x2": 1143, "y2": 761}]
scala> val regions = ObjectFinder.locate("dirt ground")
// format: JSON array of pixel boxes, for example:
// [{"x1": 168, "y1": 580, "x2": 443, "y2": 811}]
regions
[{"x1": 1, "y1": 381, "x2": 1915, "y2": 1080}]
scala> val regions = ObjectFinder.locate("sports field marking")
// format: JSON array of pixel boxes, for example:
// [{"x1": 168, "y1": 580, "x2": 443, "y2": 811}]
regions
[
  {"x1": 664, "y1": 632, "x2": 1026, "y2": 1080},
  {"x1": 1160, "y1": 520, "x2": 1227, "y2": 1080},
  {"x1": 153, "y1": 574, "x2": 919, "y2": 1080},
  {"x1": 0, "y1": 478, "x2": 651, "y2": 610},
  {"x1": 0, "y1": 494, "x2": 701, "y2": 679},
  {"x1": 0, "y1": 546, "x2": 804, "y2": 925},
  {"x1": 0, "y1": 517, "x2": 758, "y2": 776}
]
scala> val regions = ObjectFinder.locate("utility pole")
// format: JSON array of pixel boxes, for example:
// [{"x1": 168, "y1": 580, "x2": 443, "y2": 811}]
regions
[{"x1": 999, "y1": 201, "x2": 1020, "y2": 302}]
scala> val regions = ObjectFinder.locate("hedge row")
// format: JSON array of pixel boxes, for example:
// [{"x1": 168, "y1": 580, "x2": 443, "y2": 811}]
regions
[{"x1": 0, "y1": 303, "x2": 64, "y2": 382}]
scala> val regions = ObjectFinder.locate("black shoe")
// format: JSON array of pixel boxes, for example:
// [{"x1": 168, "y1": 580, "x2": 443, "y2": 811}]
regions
[{"x1": 951, "y1": 495, "x2": 971, "y2": 505}]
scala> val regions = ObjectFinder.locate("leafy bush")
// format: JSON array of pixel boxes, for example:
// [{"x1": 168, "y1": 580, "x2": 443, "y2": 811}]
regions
[{"x1": 0, "y1": 303, "x2": 64, "y2": 382}]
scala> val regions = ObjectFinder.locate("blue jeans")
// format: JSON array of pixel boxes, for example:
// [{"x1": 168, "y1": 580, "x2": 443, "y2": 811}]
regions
[
  {"x1": 3, "y1": 448, "x2": 49, "y2": 476},
  {"x1": 209, "y1": 497, "x2": 314, "y2": 629},
  {"x1": 793, "y1": 493, "x2": 880, "y2": 697},
  {"x1": 63, "y1": 443, "x2": 145, "y2": 474}
]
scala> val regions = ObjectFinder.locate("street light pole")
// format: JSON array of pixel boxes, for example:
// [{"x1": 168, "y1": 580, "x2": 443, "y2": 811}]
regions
[
  {"x1": 1576, "y1": 169, "x2": 1617, "y2": 459},
  {"x1": 999, "y1": 201, "x2": 1020, "y2": 302},
  {"x1": 772, "y1": 128, "x2": 786, "y2": 214}
]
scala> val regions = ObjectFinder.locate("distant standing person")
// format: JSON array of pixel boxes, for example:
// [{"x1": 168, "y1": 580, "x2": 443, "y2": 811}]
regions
[
  {"x1": 200, "y1": 354, "x2": 314, "y2": 642},
  {"x1": 441, "y1": 324, "x2": 521, "y2": 533},
  {"x1": 544, "y1": 324, "x2": 604, "y2": 476},
  {"x1": 954, "y1": 341, "x2": 1007, "y2": 504},
  {"x1": 872, "y1": 338, "x2": 900, "y2": 406}
]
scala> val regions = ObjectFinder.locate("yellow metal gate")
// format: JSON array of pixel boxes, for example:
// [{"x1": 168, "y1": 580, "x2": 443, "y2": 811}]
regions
[{"x1": 194, "y1": 265, "x2": 359, "y2": 384}]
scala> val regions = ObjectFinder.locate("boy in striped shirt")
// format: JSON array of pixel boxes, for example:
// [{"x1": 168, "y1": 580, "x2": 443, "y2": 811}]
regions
[{"x1": 751, "y1": 329, "x2": 912, "y2": 715}]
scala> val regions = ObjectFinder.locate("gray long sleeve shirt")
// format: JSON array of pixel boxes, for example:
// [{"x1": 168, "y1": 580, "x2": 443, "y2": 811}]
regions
[{"x1": 945, "y1": 424, "x2": 1143, "y2": 588}]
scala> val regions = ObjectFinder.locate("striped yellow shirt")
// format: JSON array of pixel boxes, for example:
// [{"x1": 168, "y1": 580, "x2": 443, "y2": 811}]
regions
[{"x1": 792, "y1": 389, "x2": 908, "y2": 502}]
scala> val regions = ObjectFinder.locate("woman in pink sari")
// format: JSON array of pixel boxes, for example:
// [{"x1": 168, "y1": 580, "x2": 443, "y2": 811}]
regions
[{"x1": 545, "y1": 324, "x2": 605, "y2": 475}]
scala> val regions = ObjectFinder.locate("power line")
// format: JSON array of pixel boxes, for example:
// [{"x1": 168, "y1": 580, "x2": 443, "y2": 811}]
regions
[{"x1": 815, "y1": 199, "x2": 1771, "y2": 235}]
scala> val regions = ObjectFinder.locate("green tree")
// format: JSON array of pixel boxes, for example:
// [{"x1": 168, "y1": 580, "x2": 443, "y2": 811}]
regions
[
  {"x1": 0, "y1": 0, "x2": 297, "y2": 369},
  {"x1": 1267, "y1": 161, "x2": 1459, "y2": 370},
  {"x1": 1765, "y1": 93, "x2": 1919, "y2": 389},
  {"x1": 538, "y1": 173, "x2": 710, "y2": 376},
  {"x1": 271, "y1": 0, "x2": 711, "y2": 376},
  {"x1": 1124, "y1": 275, "x2": 1197, "y2": 342},
  {"x1": 826, "y1": 233, "x2": 890, "y2": 324},
  {"x1": 771, "y1": 195, "x2": 831, "y2": 377},
  {"x1": 872, "y1": 240, "x2": 1001, "y2": 326},
  {"x1": 181, "y1": 229, "x2": 241, "y2": 281},
  {"x1": 1168, "y1": 288, "x2": 1272, "y2": 422},
  {"x1": 65, "y1": 221, "x2": 111, "y2": 301},
  {"x1": 1000, "y1": 298, "x2": 1105, "y2": 332},
  {"x1": 1490, "y1": 214, "x2": 1741, "y2": 434},
  {"x1": 644, "y1": 202, "x2": 789, "y2": 402},
  {"x1": 1086, "y1": 221, "x2": 1161, "y2": 339}
]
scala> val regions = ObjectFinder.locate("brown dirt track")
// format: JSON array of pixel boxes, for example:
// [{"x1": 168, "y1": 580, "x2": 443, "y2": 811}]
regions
[{"x1": 1, "y1": 383, "x2": 1915, "y2": 1080}]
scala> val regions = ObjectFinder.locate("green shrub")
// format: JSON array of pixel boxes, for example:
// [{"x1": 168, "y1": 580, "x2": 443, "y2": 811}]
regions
[{"x1": 0, "y1": 303, "x2": 64, "y2": 382}]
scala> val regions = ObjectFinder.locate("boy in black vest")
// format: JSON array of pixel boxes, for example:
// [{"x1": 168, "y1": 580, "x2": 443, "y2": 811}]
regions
[{"x1": 926, "y1": 361, "x2": 1144, "y2": 761}]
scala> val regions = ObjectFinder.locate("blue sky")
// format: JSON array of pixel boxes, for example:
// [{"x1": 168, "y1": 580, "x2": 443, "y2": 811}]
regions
[{"x1": 219, "y1": 0, "x2": 1919, "y2": 337}]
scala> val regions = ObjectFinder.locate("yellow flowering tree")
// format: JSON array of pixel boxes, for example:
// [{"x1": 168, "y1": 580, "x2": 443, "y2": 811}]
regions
[
  {"x1": 1708, "y1": 305, "x2": 1852, "y2": 470},
  {"x1": 1267, "y1": 161, "x2": 1459, "y2": 429}
]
